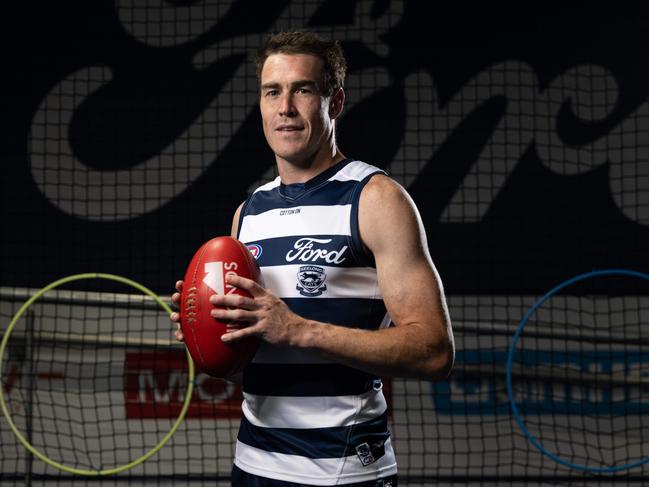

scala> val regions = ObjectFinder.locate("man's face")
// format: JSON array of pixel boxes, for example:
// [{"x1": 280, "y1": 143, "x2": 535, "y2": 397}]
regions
[{"x1": 259, "y1": 53, "x2": 334, "y2": 166}]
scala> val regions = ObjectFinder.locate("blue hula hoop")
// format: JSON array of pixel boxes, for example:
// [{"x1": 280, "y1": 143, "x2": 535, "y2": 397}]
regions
[{"x1": 506, "y1": 268, "x2": 649, "y2": 473}]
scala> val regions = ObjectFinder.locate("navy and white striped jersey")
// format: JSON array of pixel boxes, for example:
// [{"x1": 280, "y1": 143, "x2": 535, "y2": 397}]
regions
[{"x1": 235, "y1": 159, "x2": 397, "y2": 485}]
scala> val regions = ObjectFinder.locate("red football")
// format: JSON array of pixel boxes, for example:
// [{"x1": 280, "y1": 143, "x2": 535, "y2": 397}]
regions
[{"x1": 180, "y1": 236, "x2": 260, "y2": 377}]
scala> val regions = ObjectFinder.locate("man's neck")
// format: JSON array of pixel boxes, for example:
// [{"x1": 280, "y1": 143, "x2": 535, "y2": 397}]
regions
[{"x1": 276, "y1": 148, "x2": 346, "y2": 185}]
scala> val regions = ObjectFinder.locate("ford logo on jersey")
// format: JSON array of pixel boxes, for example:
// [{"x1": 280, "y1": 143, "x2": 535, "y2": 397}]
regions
[
  {"x1": 286, "y1": 238, "x2": 347, "y2": 264},
  {"x1": 296, "y1": 266, "x2": 327, "y2": 297}
]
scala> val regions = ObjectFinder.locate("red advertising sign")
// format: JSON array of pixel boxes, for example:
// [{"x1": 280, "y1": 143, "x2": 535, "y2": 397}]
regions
[
  {"x1": 124, "y1": 350, "x2": 243, "y2": 419},
  {"x1": 124, "y1": 350, "x2": 392, "y2": 420}
]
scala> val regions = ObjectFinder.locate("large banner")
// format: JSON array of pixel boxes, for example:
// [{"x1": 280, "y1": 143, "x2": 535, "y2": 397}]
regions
[{"x1": 2, "y1": 1, "x2": 648, "y2": 294}]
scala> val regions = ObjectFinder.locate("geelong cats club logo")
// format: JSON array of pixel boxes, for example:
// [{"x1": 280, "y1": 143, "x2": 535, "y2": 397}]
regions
[{"x1": 296, "y1": 266, "x2": 327, "y2": 297}]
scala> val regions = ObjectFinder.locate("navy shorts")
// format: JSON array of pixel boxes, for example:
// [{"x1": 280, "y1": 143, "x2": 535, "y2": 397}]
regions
[{"x1": 231, "y1": 465, "x2": 398, "y2": 487}]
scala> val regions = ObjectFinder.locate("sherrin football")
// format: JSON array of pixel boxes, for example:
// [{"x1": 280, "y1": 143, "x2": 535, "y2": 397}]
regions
[{"x1": 180, "y1": 236, "x2": 261, "y2": 377}]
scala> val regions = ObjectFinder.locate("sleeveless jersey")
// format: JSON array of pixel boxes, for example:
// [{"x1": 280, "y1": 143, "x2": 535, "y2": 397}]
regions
[{"x1": 235, "y1": 159, "x2": 397, "y2": 485}]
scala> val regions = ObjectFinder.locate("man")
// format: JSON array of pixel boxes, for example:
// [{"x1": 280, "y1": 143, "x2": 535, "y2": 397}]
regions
[{"x1": 171, "y1": 31, "x2": 454, "y2": 486}]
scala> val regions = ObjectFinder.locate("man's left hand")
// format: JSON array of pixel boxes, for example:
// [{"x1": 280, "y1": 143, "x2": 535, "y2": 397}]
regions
[{"x1": 209, "y1": 274, "x2": 305, "y2": 347}]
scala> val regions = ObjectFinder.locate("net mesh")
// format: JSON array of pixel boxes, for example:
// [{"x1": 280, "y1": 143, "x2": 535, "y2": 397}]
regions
[
  {"x1": 3, "y1": 291, "x2": 649, "y2": 485},
  {"x1": 2, "y1": 1, "x2": 649, "y2": 485}
]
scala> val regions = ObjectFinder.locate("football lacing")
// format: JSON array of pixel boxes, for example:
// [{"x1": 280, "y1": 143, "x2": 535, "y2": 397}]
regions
[{"x1": 185, "y1": 286, "x2": 198, "y2": 323}]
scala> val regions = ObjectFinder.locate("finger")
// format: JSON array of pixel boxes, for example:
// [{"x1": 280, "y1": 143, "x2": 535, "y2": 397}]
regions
[
  {"x1": 210, "y1": 307, "x2": 255, "y2": 323},
  {"x1": 225, "y1": 274, "x2": 266, "y2": 298},
  {"x1": 209, "y1": 293, "x2": 256, "y2": 310},
  {"x1": 170, "y1": 311, "x2": 180, "y2": 322},
  {"x1": 173, "y1": 321, "x2": 184, "y2": 342},
  {"x1": 174, "y1": 328, "x2": 184, "y2": 342},
  {"x1": 221, "y1": 326, "x2": 256, "y2": 343},
  {"x1": 171, "y1": 292, "x2": 181, "y2": 305},
  {"x1": 175, "y1": 280, "x2": 184, "y2": 292}
]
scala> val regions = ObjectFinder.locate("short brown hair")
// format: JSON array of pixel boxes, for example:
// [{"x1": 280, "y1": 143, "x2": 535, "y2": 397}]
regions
[{"x1": 256, "y1": 31, "x2": 347, "y2": 97}]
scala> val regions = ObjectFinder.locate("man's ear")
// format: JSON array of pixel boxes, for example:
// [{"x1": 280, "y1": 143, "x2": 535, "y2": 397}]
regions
[{"x1": 329, "y1": 88, "x2": 345, "y2": 120}]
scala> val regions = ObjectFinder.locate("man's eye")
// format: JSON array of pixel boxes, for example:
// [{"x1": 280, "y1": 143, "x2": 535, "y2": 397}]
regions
[
  {"x1": 297, "y1": 88, "x2": 312, "y2": 94},
  {"x1": 265, "y1": 90, "x2": 278, "y2": 97}
]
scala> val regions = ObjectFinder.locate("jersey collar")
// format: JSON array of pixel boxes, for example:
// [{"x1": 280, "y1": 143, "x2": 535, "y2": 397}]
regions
[{"x1": 279, "y1": 158, "x2": 353, "y2": 200}]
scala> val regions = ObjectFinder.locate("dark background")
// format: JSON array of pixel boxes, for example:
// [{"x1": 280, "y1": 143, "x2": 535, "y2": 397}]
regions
[{"x1": 1, "y1": 1, "x2": 648, "y2": 295}]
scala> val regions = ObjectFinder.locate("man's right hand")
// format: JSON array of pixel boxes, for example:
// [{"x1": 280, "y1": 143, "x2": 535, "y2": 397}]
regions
[{"x1": 170, "y1": 280, "x2": 184, "y2": 342}]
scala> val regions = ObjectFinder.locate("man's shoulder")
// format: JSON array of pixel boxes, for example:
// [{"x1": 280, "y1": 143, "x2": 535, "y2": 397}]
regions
[
  {"x1": 360, "y1": 171, "x2": 403, "y2": 202},
  {"x1": 358, "y1": 173, "x2": 425, "y2": 260}
]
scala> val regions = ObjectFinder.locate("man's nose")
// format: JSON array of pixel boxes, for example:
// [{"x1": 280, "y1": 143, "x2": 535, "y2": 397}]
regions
[{"x1": 279, "y1": 93, "x2": 296, "y2": 117}]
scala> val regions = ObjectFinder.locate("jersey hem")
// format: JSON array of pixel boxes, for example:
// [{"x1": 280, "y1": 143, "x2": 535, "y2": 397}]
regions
[{"x1": 233, "y1": 457, "x2": 398, "y2": 486}]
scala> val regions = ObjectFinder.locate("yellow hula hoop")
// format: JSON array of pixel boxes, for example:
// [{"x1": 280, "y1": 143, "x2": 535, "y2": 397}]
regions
[{"x1": 0, "y1": 273, "x2": 195, "y2": 476}]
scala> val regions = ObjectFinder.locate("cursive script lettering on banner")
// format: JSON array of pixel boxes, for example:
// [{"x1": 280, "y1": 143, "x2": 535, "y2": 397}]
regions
[{"x1": 27, "y1": 1, "x2": 649, "y2": 225}]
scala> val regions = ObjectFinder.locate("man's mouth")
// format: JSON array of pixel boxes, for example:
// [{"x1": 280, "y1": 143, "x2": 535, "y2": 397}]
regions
[{"x1": 276, "y1": 125, "x2": 303, "y2": 131}]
